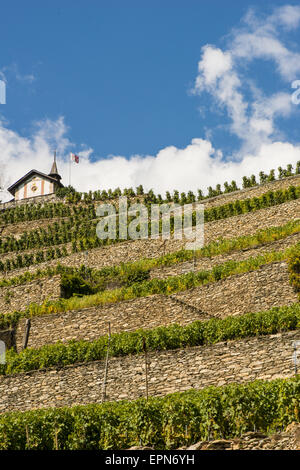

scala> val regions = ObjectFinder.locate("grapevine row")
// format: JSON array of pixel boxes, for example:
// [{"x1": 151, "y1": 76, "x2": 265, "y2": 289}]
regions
[
  {"x1": 0, "y1": 185, "x2": 299, "y2": 271},
  {"x1": 1, "y1": 303, "x2": 299, "y2": 376},
  {"x1": 0, "y1": 376, "x2": 299, "y2": 449},
  {"x1": 1, "y1": 246, "x2": 296, "y2": 320}
]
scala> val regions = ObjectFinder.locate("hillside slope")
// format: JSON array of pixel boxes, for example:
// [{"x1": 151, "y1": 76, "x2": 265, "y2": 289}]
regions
[{"x1": 0, "y1": 173, "x2": 300, "y2": 449}]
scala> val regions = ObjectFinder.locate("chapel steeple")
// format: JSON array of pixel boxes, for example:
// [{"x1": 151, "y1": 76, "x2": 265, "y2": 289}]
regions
[{"x1": 48, "y1": 151, "x2": 62, "y2": 182}]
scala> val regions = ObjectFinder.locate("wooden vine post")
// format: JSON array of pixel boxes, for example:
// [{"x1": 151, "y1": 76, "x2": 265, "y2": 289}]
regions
[
  {"x1": 143, "y1": 337, "x2": 149, "y2": 401},
  {"x1": 22, "y1": 319, "x2": 31, "y2": 350},
  {"x1": 101, "y1": 322, "x2": 111, "y2": 403}
]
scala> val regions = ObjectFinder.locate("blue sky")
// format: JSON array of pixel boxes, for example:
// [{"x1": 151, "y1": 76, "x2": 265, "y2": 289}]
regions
[{"x1": 1, "y1": 1, "x2": 300, "y2": 198}]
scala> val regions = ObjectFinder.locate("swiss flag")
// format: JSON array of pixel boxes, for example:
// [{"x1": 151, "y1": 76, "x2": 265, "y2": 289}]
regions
[{"x1": 70, "y1": 152, "x2": 79, "y2": 163}]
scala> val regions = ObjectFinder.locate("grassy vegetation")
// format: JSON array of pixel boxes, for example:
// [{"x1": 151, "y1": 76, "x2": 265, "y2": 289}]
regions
[
  {"x1": 0, "y1": 235, "x2": 298, "y2": 374},
  {"x1": 0, "y1": 218, "x2": 299, "y2": 291},
  {"x1": 24, "y1": 249, "x2": 290, "y2": 317},
  {"x1": 0, "y1": 376, "x2": 299, "y2": 449},
  {"x1": 0, "y1": 237, "x2": 298, "y2": 326},
  {"x1": 0, "y1": 311, "x2": 21, "y2": 330},
  {"x1": 0, "y1": 242, "x2": 298, "y2": 322},
  {"x1": 0, "y1": 184, "x2": 299, "y2": 273},
  {"x1": 1, "y1": 170, "x2": 300, "y2": 450},
  {"x1": 288, "y1": 251, "x2": 300, "y2": 293},
  {"x1": 1, "y1": 303, "x2": 299, "y2": 376},
  {"x1": 0, "y1": 202, "x2": 94, "y2": 225}
]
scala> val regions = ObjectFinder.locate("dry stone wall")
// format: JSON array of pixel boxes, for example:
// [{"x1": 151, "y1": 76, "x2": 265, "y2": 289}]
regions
[
  {"x1": 175, "y1": 261, "x2": 297, "y2": 317},
  {"x1": 1, "y1": 175, "x2": 300, "y2": 416},
  {"x1": 0, "y1": 276, "x2": 61, "y2": 314},
  {"x1": 1, "y1": 174, "x2": 300, "y2": 254},
  {"x1": 205, "y1": 198, "x2": 300, "y2": 243},
  {"x1": 150, "y1": 232, "x2": 300, "y2": 280},
  {"x1": 202, "y1": 173, "x2": 300, "y2": 208},
  {"x1": 0, "y1": 217, "x2": 68, "y2": 238},
  {"x1": 15, "y1": 262, "x2": 298, "y2": 351},
  {"x1": 0, "y1": 193, "x2": 59, "y2": 211},
  {"x1": 1, "y1": 329, "x2": 299, "y2": 413},
  {"x1": 2, "y1": 197, "x2": 300, "y2": 280},
  {"x1": 1, "y1": 173, "x2": 299, "y2": 214},
  {"x1": 181, "y1": 423, "x2": 300, "y2": 450}
]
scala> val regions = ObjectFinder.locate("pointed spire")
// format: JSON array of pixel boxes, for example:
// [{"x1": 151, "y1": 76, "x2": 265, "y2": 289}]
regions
[{"x1": 49, "y1": 150, "x2": 61, "y2": 181}]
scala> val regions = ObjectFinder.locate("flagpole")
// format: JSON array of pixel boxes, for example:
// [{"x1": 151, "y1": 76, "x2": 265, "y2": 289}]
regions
[{"x1": 69, "y1": 155, "x2": 71, "y2": 187}]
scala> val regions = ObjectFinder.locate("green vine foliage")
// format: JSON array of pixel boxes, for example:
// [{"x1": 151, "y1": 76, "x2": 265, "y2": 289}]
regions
[
  {"x1": 0, "y1": 202, "x2": 96, "y2": 226},
  {"x1": 0, "y1": 185, "x2": 299, "y2": 273},
  {"x1": 3, "y1": 160, "x2": 297, "y2": 209},
  {"x1": 0, "y1": 218, "x2": 299, "y2": 291},
  {"x1": 0, "y1": 243, "x2": 297, "y2": 376},
  {"x1": 0, "y1": 235, "x2": 299, "y2": 322},
  {"x1": 22, "y1": 249, "x2": 288, "y2": 318},
  {"x1": 0, "y1": 376, "x2": 299, "y2": 449},
  {"x1": 0, "y1": 177, "x2": 299, "y2": 230},
  {"x1": 288, "y1": 250, "x2": 300, "y2": 294},
  {"x1": 60, "y1": 270, "x2": 107, "y2": 299},
  {"x1": 1, "y1": 303, "x2": 299, "y2": 376},
  {"x1": 0, "y1": 311, "x2": 21, "y2": 330}
]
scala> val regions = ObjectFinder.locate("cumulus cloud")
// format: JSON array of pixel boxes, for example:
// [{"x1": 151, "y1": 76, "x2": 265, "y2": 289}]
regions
[
  {"x1": 1, "y1": 117, "x2": 300, "y2": 203},
  {"x1": 272, "y1": 4, "x2": 300, "y2": 29},
  {"x1": 1, "y1": 4, "x2": 300, "y2": 203},
  {"x1": 230, "y1": 8, "x2": 300, "y2": 81},
  {"x1": 192, "y1": 4, "x2": 300, "y2": 155}
]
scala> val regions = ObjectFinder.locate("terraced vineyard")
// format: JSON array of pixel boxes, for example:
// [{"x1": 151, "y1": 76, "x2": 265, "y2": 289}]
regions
[{"x1": 0, "y1": 172, "x2": 300, "y2": 450}]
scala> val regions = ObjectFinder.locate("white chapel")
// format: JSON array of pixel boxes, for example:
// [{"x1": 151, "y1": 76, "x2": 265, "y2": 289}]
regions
[{"x1": 7, "y1": 155, "x2": 64, "y2": 201}]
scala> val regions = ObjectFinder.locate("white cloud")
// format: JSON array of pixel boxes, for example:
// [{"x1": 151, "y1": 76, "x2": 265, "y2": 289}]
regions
[
  {"x1": 270, "y1": 5, "x2": 300, "y2": 30},
  {"x1": 193, "y1": 45, "x2": 249, "y2": 144},
  {"x1": 192, "y1": 4, "x2": 299, "y2": 155},
  {"x1": 195, "y1": 46, "x2": 232, "y2": 87},
  {"x1": 1, "y1": 117, "x2": 300, "y2": 204},
  {"x1": 230, "y1": 5, "x2": 300, "y2": 80},
  {"x1": 1, "y1": 4, "x2": 300, "y2": 203}
]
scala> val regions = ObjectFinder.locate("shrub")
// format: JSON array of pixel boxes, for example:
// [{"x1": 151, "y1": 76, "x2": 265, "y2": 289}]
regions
[{"x1": 0, "y1": 376, "x2": 299, "y2": 449}]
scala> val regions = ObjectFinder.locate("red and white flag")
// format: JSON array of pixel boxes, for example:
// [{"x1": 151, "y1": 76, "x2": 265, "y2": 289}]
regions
[{"x1": 70, "y1": 152, "x2": 79, "y2": 163}]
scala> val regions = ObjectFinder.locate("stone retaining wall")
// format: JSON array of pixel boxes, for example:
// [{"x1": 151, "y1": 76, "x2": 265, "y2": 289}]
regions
[
  {"x1": 0, "y1": 193, "x2": 59, "y2": 211},
  {"x1": 0, "y1": 276, "x2": 61, "y2": 315},
  {"x1": 15, "y1": 262, "x2": 298, "y2": 351},
  {"x1": 203, "y1": 173, "x2": 300, "y2": 208},
  {"x1": 1, "y1": 172, "x2": 299, "y2": 213},
  {"x1": 1, "y1": 173, "x2": 300, "y2": 250},
  {"x1": 0, "y1": 217, "x2": 67, "y2": 238},
  {"x1": 2, "y1": 198, "x2": 300, "y2": 280},
  {"x1": 150, "y1": 231, "x2": 300, "y2": 279},
  {"x1": 1, "y1": 329, "x2": 299, "y2": 413}
]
